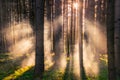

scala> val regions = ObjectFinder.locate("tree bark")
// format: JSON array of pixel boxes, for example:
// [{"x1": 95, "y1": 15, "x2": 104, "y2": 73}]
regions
[
  {"x1": 115, "y1": 0, "x2": 120, "y2": 79},
  {"x1": 107, "y1": 0, "x2": 116, "y2": 80},
  {"x1": 34, "y1": 0, "x2": 45, "y2": 79}
]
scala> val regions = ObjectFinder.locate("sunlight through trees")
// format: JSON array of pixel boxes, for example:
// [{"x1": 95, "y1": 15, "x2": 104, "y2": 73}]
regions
[{"x1": 0, "y1": 0, "x2": 120, "y2": 80}]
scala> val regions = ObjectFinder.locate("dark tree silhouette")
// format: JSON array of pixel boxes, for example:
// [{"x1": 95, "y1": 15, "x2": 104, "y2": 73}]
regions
[
  {"x1": 115, "y1": 0, "x2": 120, "y2": 79},
  {"x1": 107, "y1": 0, "x2": 116, "y2": 80},
  {"x1": 34, "y1": 0, "x2": 45, "y2": 80}
]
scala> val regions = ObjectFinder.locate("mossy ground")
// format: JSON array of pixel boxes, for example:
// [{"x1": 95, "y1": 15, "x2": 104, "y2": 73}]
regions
[{"x1": 0, "y1": 53, "x2": 108, "y2": 80}]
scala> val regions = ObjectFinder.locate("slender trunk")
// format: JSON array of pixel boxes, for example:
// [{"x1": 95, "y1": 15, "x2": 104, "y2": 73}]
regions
[
  {"x1": 79, "y1": 0, "x2": 86, "y2": 79},
  {"x1": 115, "y1": 0, "x2": 120, "y2": 79},
  {"x1": 107, "y1": 0, "x2": 116, "y2": 80},
  {"x1": 34, "y1": 0, "x2": 45, "y2": 79}
]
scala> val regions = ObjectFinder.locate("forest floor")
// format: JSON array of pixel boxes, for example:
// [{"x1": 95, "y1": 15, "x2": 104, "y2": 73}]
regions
[{"x1": 0, "y1": 53, "x2": 108, "y2": 80}]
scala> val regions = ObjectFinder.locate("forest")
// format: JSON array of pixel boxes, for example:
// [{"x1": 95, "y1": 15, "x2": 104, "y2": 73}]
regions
[{"x1": 0, "y1": 0, "x2": 120, "y2": 80}]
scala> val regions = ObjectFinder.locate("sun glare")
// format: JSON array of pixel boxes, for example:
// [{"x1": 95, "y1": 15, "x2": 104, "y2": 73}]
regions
[{"x1": 73, "y1": 2, "x2": 79, "y2": 9}]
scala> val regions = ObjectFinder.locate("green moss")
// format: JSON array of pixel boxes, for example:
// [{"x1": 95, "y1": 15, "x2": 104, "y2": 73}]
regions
[
  {"x1": 0, "y1": 53, "x2": 109, "y2": 80},
  {"x1": 43, "y1": 70, "x2": 64, "y2": 80},
  {"x1": 3, "y1": 66, "x2": 33, "y2": 80}
]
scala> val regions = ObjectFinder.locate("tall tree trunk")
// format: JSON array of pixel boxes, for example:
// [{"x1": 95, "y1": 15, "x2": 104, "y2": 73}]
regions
[
  {"x1": 115, "y1": 0, "x2": 120, "y2": 79},
  {"x1": 0, "y1": 0, "x2": 2, "y2": 53},
  {"x1": 79, "y1": 0, "x2": 87, "y2": 79},
  {"x1": 46, "y1": 0, "x2": 53, "y2": 53},
  {"x1": 53, "y1": 0, "x2": 63, "y2": 69},
  {"x1": 34, "y1": 0, "x2": 45, "y2": 80},
  {"x1": 107, "y1": 0, "x2": 116, "y2": 80}
]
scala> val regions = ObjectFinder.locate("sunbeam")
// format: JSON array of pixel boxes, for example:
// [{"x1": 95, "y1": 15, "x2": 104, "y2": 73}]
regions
[
  {"x1": 2, "y1": 21, "x2": 35, "y2": 67},
  {"x1": 0, "y1": 0, "x2": 109, "y2": 79},
  {"x1": 83, "y1": 19, "x2": 107, "y2": 76}
]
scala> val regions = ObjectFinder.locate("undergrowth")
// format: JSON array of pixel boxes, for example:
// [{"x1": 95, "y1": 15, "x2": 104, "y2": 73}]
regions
[{"x1": 0, "y1": 53, "x2": 108, "y2": 80}]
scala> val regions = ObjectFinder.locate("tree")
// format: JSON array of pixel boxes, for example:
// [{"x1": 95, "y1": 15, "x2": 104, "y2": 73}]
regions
[
  {"x1": 34, "y1": 0, "x2": 45, "y2": 79},
  {"x1": 52, "y1": 0, "x2": 63, "y2": 69},
  {"x1": 79, "y1": 0, "x2": 87, "y2": 79},
  {"x1": 106, "y1": 0, "x2": 116, "y2": 80},
  {"x1": 115, "y1": 0, "x2": 120, "y2": 79},
  {"x1": 46, "y1": 0, "x2": 54, "y2": 53}
]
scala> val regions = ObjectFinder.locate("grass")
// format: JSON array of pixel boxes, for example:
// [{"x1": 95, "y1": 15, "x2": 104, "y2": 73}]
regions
[
  {"x1": 15, "y1": 67, "x2": 34, "y2": 80},
  {"x1": 0, "y1": 53, "x2": 16, "y2": 79},
  {"x1": 86, "y1": 54, "x2": 108, "y2": 80},
  {"x1": 0, "y1": 53, "x2": 108, "y2": 80},
  {"x1": 3, "y1": 66, "x2": 33, "y2": 80},
  {"x1": 43, "y1": 70, "x2": 64, "y2": 80},
  {"x1": 0, "y1": 53, "x2": 34, "y2": 80},
  {"x1": 87, "y1": 67, "x2": 108, "y2": 80}
]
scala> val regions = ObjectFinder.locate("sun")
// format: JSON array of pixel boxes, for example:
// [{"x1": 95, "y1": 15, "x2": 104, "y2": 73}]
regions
[{"x1": 73, "y1": 2, "x2": 79, "y2": 9}]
